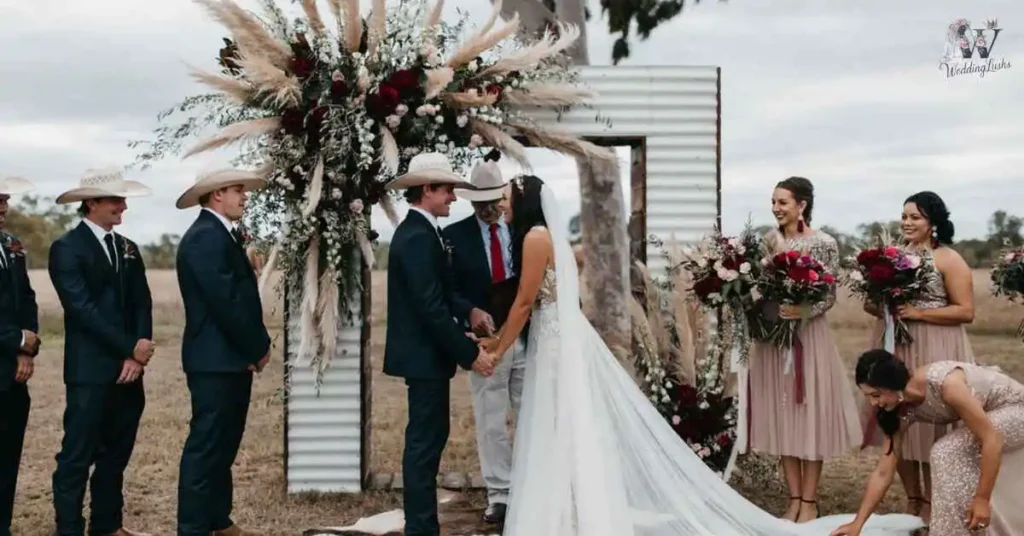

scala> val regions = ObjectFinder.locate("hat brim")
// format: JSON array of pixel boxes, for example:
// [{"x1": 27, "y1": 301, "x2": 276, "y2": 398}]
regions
[
  {"x1": 55, "y1": 181, "x2": 153, "y2": 204},
  {"x1": 457, "y1": 186, "x2": 505, "y2": 202},
  {"x1": 0, "y1": 177, "x2": 36, "y2": 196},
  {"x1": 176, "y1": 176, "x2": 268, "y2": 209},
  {"x1": 385, "y1": 170, "x2": 472, "y2": 190}
]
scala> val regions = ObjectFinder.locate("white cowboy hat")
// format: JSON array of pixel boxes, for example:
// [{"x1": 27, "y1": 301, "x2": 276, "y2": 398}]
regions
[
  {"x1": 385, "y1": 152, "x2": 472, "y2": 190},
  {"x1": 0, "y1": 176, "x2": 36, "y2": 196},
  {"x1": 457, "y1": 151, "x2": 506, "y2": 202},
  {"x1": 55, "y1": 167, "x2": 152, "y2": 204},
  {"x1": 175, "y1": 168, "x2": 268, "y2": 209}
]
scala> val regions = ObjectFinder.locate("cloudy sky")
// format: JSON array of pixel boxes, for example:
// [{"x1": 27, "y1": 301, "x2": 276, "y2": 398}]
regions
[{"x1": 1, "y1": 0, "x2": 1020, "y2": 244}]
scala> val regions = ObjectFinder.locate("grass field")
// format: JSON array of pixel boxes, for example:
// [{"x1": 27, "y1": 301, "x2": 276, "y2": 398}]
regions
[{"x1": 8, "y1": 269, "x2": 1023, "y2": 535}]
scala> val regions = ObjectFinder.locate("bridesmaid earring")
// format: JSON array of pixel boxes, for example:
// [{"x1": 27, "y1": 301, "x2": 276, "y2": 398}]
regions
[
  {"x1": 930, "y1": 229, "x2": 939, "y2": 249},
  {"x1": 897, "y1": 391, "x2": 905, "y2": 403},
  {"x1": 796, "y1": 215, "x2": 805, "y2": 233}
]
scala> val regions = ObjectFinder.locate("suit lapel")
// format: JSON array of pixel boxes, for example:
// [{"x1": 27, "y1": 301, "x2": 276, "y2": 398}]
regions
[
  {"x1": 0, "y1": 236, "x2": 19, "y2": 313},
  {"x1": 75, "y1": 222, "x2": 116, "y2": 277},
  {"x1": 199, "y1": 211, "x2": 255, "y2": 283}
]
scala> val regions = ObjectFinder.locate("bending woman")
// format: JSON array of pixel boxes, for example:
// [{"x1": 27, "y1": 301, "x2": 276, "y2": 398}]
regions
[{"x1": 832, "y1": 350, "x2": 1024, "y2": 535}]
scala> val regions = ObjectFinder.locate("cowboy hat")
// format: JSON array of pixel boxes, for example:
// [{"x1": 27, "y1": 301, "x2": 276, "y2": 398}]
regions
[
  {"x1": 457, "y1": 150, "x2": 506, "y2": 202},
  {"x1": 0, "y1": 176, "x2": 36, "y2": 196},
  {"x1": 175, "y1": 168, "x2": 268, "y2": 209},
  {"x1": 55, "y1": 167, "x2": 152, "y2": 204},
  {"x1": 385, "y1": 152, "x2": 472, "y2": 190}
]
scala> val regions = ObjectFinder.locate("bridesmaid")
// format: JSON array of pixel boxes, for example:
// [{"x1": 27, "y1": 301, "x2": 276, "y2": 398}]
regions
[
  {"x1": 748, "y1": 176, "x2": 862, "y2": 523},
  {"x1": 862, "y1": 191, "x2": 975, "y2": 522},
  {"x1": 832, "y1": 350, "x2": 1024, "y2": 536}
]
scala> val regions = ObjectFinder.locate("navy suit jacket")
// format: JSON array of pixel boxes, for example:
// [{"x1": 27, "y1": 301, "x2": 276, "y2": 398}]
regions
[
  {"x1": 383, "y1": 210, "x2": 478, "y2": 380},
  {"x1": 0, "y1": 232, "x2": 39, "y2": 391},
  {"x1": 176, "y1": 209, "x2": 270, "y2": 374},
  {"x1": 48, "y1": 222, "x2": 153, "y2": 385}
]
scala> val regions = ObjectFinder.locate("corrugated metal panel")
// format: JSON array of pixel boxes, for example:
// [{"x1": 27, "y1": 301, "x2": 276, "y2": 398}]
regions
[
  {"x1": 283, "y1": 66, "x2": 721, "y2": 494},
  {"x1": 533, "y1": 65, "x2": 721, "y2": 275},
  {"x1": 284, "y1": 287, "x2": 365, "y2": 493}
]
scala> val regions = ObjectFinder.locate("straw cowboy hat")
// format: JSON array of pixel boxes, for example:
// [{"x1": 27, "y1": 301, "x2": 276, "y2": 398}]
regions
[
  {"x1": 55, "y1": 167, "x2": 152, "y2": 204},
  {"x1": 0, "y1": 176, "x2": 36, "y2": 196},
  {"x1": 176, "y1": 168, "x2": 268, "y2": 209},
  {"x1": 457, "y1": 150, "x2": 506, "y2": 202},
  {"x1": 385, "y1": 152, "x2": 472, "y2": 190}
]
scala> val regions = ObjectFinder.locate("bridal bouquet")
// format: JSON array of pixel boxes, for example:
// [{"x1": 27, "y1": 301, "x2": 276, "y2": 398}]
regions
[
  {"x1": 990, "y1": 245, "x2": 1024, "y2": 341},
  {"x1": 846, "y1": 245, "x2": 929, "y2": 345},
  {"x1": 757, "y1": 250, "x2": 835, "y2": 349},
  {"x1": 675, "y1": 224, "x2": 769, "y2": 364}
]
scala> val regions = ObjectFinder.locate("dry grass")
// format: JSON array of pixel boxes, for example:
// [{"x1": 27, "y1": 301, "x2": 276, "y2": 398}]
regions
[{"x1": 9, "y1": 269, "x2": 1023, "y2": 535}]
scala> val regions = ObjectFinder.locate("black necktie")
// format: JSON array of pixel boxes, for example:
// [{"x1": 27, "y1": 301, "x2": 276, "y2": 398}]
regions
[
  {"x1": 231, "y1": 228, "x2": 243, "y2": 244},
  {"x1": 103, "y1": 234, "x2": 118, "y2": 272}
]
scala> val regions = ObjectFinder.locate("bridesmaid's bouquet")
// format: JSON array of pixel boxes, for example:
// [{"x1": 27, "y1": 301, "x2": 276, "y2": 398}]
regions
[
  {"x1": 990, "y1": 245, "x2": 1024, "y2": 341},
  {"x1": 757, "y1": 250, "x2": 836, "y2": 349},
  {"x1": 846, "y1": 245, "x2": 930, "y2": 345}
]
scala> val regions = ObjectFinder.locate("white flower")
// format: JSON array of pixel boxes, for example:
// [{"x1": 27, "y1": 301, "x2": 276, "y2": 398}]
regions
[
  {"x1": 467, "y1": 88, "x2": 479, "y2": 98},
  {"x1": 728, "y1": 237, "x2": 740, "y2": 247},
  {"x1": 435, "y1": 115, "x2": 444, "y2": 125},
  {"x1": 696, "y1": 258, "x2": 708, "y2": 269},
  {"x1": 1005, "y1": 252, "x2": 1016, "y2": 262},
  {"x1": 438, "y1": 134, "x2": 448, "y2": 142},
  {"x1": 403, "y1": 147, "x2": 420, "y2": 156},
  {"x1": 332, "y1": 70, "x2": 345, "y2": 82},
  {"x1": 707, "y1": 292, "x2": 721, "y2": 302},
  {"x1": 739, "y1": 262, "x2": 751, "y2": 274},
  {"x1": 468, "y1": 60, "x2": 479, "y2": 72},
  {"x1": 907, "y1": 254, "x2": 922, "y2": 268},
  {"x1": 349, "y1": 199, "x2": 364, "y2": 213},
  {"x1": 699, "y1": 401, "x2": 709, "y2": 410},
  {"x1": 671, "y1": 415, "x2": 681, "y2": 425},
  {"x1": 386, "y1": 115, "x2": 401, "y2": 129},
  {"x1": 750, "y1": 288, "x2": 762, "y2": 302},
  {"x1": 395, "y1": 104, "x2": 409, "y2": 117},
  {"x1": 357, "y1": 67, "x2": 370, "y2": 91},
  {"x1": 468, "y1": 134, "x2": 483, "y2": 148},
  {"x1": 416, "y1": 105, "x2": 429, "y2": 117},
  {"x1": 456, "y1": 115, "x2": 468, "y2": 128},
  {"x1": 691, "y1": 443, "x2": 703, "y2": 452},
  {"x1": 699, "y1": 447, "x2": 711, "y2": 458},
  {"x1": 713, "y1": 260, "x2": 723, "y2": 271}
]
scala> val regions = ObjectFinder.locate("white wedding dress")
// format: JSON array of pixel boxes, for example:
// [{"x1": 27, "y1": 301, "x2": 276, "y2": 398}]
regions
[{"x1": 501, "y1": 186, "x2": 926, "y2": 536}]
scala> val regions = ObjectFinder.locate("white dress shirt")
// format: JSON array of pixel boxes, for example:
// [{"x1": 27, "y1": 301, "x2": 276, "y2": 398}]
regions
[
  {"x1": 408, "y1": 206, "x2": 443, "y2": 245},
  {"x1": 476, "y1": 216, "x2": 514, "y2": 277},
  {"x1": 82, "y1": 218, "x2": 118, "y2": 271}
]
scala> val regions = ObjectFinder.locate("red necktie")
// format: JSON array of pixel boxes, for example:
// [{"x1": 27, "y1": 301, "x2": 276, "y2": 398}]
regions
[{"x1": 489, "y1": 223, "x2": 506, "y2": 283}]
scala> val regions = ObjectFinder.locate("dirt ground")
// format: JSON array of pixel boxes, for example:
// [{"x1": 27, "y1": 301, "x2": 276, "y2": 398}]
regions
[{"x1": 7, "y1": 269, "x2": 1023, "y2": 535}]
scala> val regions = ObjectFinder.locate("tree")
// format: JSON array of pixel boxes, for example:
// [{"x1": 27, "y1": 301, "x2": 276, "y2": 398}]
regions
[
  {"x1": 601, "y1": 0, "x2": 720, "y2": 64},
  {"x1": 141, "y1": 233, "x2": 182, "y2": 269},
  {"x1": 3, "y1": 195, "x2": 77, "y2": 268},
  {"x1": 987, "y1": 210, "x2": 1023, "y2": 248},
  {"x1": 855, "y1": 220, "x2": 902, "y2": 246},
  {"x1": 497, "y1": 0, "x2": 630, "y2": 358}
]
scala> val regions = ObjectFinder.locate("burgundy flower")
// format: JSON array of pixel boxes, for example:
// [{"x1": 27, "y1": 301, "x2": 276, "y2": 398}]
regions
[
  {"x1": 331, "y1": 79, "x2": 350, "y2": 104},
  {"x1": 5, "y1": 237, "x2": 24, "y2": 257},
  {"x1": 281, "y1": 108, "x2": 306, "y2": 135},
  {"x1": 290, "y1": 56, "x2": 315, "y2": 79},
  {"x1": 386, "y1": 68, "x2": 423, "y2": 97},
  {"x1": 366, "y1": 84, "x2": 401, "y2": 119},
  {"x1": 677, "y1": 384, "x2": 699, "y2": 407}
]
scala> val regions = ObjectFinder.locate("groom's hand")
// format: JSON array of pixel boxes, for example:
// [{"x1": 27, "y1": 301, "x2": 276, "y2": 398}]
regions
[{"x1": 469, "y1": 308, "x2": 495, "y2": 336}]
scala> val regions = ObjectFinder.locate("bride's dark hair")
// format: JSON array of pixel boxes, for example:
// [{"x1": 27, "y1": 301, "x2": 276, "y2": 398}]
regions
[
  {"x1": 508, "y1": 174, "x2": 547, "y2": 278},
  {"x1": 855, "y1": 349, "x2": 912, "y2": 454}
]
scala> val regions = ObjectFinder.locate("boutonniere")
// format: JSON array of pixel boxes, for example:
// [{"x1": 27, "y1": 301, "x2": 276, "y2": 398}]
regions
[
  {"x1": 4, "y1": 235, "x2": 25, "y2": 257},
  {"x1": 121, "y1": 237, "x2": 138, "y2": 260},
  {"x1": 237, "y1": 223, "x2": 254, "y2": 246},
  {"x1": 442, "y1": 237, "x2": 454, "y2": 264}
]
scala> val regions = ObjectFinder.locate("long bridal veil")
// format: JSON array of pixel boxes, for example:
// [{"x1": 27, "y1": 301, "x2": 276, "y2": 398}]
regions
[{"x1": 502, "y1": 184, "x2": 924, "y2": 536}]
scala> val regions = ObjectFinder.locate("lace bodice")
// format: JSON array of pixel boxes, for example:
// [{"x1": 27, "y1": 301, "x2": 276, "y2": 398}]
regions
[
  {"x1": 903, "y1": 361, "x2": 1024, "y2": 426},
  {"x1": 534, "y1": 265, "x2": 557, "y2": 308},
  {"x1": 908, "y1": 249, "x2": 948, "y2": 309},
  {"x1": 774, "y1": 229, "x2": 839, "y2": 317}
]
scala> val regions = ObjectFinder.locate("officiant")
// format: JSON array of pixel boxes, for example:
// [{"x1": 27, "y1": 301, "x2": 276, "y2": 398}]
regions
[{"x1": 443, "y1": 150, "x2": 526, "y2": 525}]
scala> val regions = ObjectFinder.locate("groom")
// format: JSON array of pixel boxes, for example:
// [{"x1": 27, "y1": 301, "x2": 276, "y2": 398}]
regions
[
  {"x1": 443, "y1": 151, "x2": 526, "y2": 524},
  {"x1": 384, "y1": 152, "x2": 498, "y2": 536}
]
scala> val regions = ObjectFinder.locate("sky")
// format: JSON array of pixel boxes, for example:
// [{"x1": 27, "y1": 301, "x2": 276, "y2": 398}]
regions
[{"x1": 1, "y1": 0, "x2": 1021, "y2": 244}]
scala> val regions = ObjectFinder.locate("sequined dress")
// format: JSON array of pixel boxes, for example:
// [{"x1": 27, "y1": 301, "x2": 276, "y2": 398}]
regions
[
  {"x1": 863, "y1": 249, "x2": 976, "y2": 460},
  {"x1": 747, "y1": 230, "x2": 863, "y2": 460},
  {"x1": 902, "y1": 361, "x2": 1024, "y2": 535}
]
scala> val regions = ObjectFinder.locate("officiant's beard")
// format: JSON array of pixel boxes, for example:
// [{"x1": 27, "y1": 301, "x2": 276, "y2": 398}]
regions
[{"x1": 473, "y1": 201, "x2": 502, "y2": 224}]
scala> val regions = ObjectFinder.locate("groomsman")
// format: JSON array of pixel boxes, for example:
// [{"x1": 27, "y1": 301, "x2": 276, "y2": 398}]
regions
[
  {"x1": 384, "y1": 153, "x2": 497, "y2": 536},
  {"x1": 443, "y1": 152, "x2": 526, "y2": 524},
  {"x1": 0, "y1": 177, "x2": 40, "y2": 536},
  {"x1": 48, "y1": 169, "x2": 155, "y2": 536},
  {"x1": 174, "y1": 169, "x2": 270, "y2": 536}
]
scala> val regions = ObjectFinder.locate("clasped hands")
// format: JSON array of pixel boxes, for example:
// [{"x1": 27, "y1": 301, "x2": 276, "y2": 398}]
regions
[
  {"x1": 466, "y1": 307, "x2": 500, "y2": 376},
  {"x1": 118, "y1": 338, "x2": 156, "y2": 384},
  {"x1": 15, "y1": 329, "x2": 41, "y2": 383}
]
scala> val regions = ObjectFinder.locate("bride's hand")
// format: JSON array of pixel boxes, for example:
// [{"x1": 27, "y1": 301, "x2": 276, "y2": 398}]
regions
[
  {"x1": 829, "y1": 523, "x2": 861, "y2": 536},
  {"x1": 479, "y1": 336, "x2": 500, "y2": 355}
]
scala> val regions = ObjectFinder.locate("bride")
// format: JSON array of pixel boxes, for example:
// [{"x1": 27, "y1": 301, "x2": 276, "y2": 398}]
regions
[{"x1": 479, "y1": 174, "x2": 926, "y2": 536}]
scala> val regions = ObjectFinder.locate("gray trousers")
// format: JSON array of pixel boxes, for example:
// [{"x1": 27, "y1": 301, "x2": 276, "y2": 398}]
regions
[{"x1": 469, "y1": 336, "x2": 526, "y2": 505}]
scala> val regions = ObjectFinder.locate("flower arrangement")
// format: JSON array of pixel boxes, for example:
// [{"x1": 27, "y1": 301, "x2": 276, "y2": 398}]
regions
[
  {"x1": 846, "y1": 244, "x2": 930, "y2": 345},
  {"x1": 631, "y1": 239, "x2": 738, "y2": 475},
  {"x1": 990, "y1": 244, "x2": 1024, "y2": 341},
  {"x1": 757, "y1": 250, "x2": 835, "y2": 349},
  {"x1": 131, "y1": 0, "x2": 613, "y2": 385},
  {"x1": 674, "y1": 223, "x2": 769, "y2": 365},
  {"x1": 3, "y1": 234, "x2": 24, "y2": 258}
]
